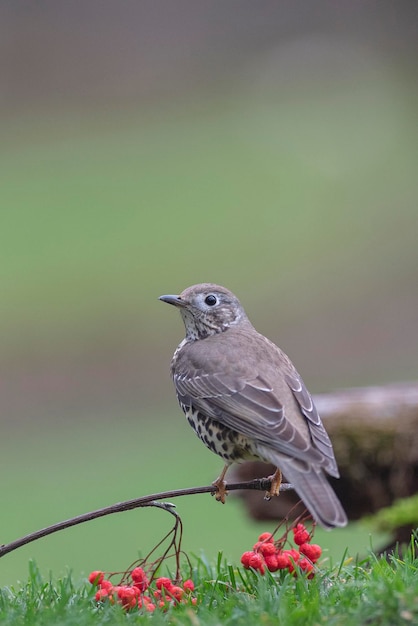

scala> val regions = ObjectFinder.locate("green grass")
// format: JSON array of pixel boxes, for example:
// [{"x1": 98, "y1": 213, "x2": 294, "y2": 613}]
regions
[{"x1": 1, "y1": 537, "x2": 417, "y2": 625}]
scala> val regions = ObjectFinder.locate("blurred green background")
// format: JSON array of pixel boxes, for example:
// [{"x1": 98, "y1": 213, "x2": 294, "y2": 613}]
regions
[{"x1": 1, "y1": 1, "x2": 417, "y2": 586}]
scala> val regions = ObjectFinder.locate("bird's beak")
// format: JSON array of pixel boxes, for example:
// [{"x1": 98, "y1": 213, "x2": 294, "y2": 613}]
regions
[{"x1": 159, "y1": 294, "x2": 186, "y2": 308}]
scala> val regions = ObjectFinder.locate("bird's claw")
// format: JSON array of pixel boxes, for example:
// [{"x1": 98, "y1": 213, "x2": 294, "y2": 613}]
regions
[
  {"x1": 211, "y1": 478, "x2": 228, "y2": 504},
  {"x1": 264, "y1": 469, "x2": 282, "y2": 500}
]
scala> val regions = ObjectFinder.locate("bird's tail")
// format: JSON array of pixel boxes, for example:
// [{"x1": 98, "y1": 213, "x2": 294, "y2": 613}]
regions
[
  {"x1": 259, "y1": 447, "x2": 348, "y2": 529},
  {"x1": 281, "y1": 462, "x2": 347, "y2": 529}
]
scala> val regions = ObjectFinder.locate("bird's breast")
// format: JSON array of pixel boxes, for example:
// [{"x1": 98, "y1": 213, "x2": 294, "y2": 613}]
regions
[{"x1": 179, "y1": 401, "x2": 263, "y2": 464}]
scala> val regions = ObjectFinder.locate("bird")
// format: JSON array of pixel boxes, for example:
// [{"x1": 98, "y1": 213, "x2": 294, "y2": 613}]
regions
[{"x1": 159, "y1": 283, "x2": 347, "y2": 529}]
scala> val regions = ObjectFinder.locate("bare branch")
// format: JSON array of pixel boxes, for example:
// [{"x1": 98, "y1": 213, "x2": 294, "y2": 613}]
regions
[{"x1": 0, "y1": 479, "x2": 293, "y2": 559}]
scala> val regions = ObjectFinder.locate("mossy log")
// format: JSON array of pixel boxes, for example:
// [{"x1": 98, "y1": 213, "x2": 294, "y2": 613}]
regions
[{"x1": 232, "y1": 382, "x2": 418, "y2": 521}]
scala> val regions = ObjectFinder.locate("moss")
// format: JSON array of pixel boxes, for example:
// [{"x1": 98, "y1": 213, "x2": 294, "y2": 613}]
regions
[{"x1": 364, "y1": 495, "x2": 418, "y2": 532}]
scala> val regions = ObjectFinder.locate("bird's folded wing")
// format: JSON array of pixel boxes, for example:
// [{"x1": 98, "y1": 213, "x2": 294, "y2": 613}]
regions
[
  {"x1": 174, "y1": 370, "x2": 324, "y2": 465},
  {"x1": 285, "y1": 373, "x2": 340, "y2": 476}
]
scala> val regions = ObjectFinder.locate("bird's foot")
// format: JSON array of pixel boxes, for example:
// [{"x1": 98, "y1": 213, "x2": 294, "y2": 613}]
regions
[
  {"x1": 264, "y1": 468, "x2": 282, "y2": 501},
  {"x1": 211, "y1": 477, "x2": 228, "y2": 504}
]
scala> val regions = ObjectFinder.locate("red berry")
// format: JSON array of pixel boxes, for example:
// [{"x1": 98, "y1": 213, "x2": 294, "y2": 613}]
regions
[
  {"x1": 170, "y1": 585, "x2": 184, "y2": 601},
  {"x1": 258, "y1": 532, "x2": 274, "y2": 543},
  {"x1": 284, "y1": 548, "x2": 300, "y2": 573},
  {"x1": 142, "y1": 595, "x2": 153, "y2": 604},
  {"x1": 95, "y1": 588, "x2": 109, "y2": 601},
  {"x1": 241, "y1": 551, "x2": 255, "y2": 569},
  {"x1": 248, "y1": 553, "x2": 264, "y2": 570},
  {"x1": 286, "y1": 548, "x2": 301, "y2": 562},
  {"x1": 156, "y1": 577, "x2": 174, "y2": 591},
  {"x1": 88, "y1": 570, "x2": 104, "y2": 585},
  {"x1": 123, "y1": 589, "x2": 137, "y2": 609},
  {"x1": 299, "y1": 543, "x2": 322, "y2": 562},
  {"x1": 275, "y1": 552, "x2": 291, "y2": 570},
  {"x1": 116, "y1": 585, "x2": 135, "y2": 602},
  {"x1": 142, "y1": 595, "x2": 157, "y2": 611},
  {"x1": 293, "y1": 523, "x2": 310, "y2": 545},
  {"x1": 264, "y1": 554, "x2": 279, "y2": 572},
  {"x1": 131, "y1": 567, "x2": 149, "y2": 591},
  {"x1": 299, "y1": 558, "x2": 315, "y2": 578},
  {"x1": 183, "y1": 579, "x2": 195, "y2": 592},
  {"x1": 294, "y1": 530, "x2": 310, "y2": 545},
  {"x1": 259, "y1": 542, "x2": 276, "y2": 557},
  {"x1": 131, "y1": 567, "x2": 146, "y2": 582},
  {"x1": 293, "y1": 523, "x2": 307, "y2": 533},
  {"x1": 247, "y1": 552, "x2": 265, "y2": 574}
]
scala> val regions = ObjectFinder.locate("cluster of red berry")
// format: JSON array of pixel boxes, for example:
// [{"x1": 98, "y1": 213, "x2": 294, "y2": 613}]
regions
[
  {"x1": 88, "y1": 568, "x2": 196, "y2": 612},
  {"x1": 240, "y1": 523, "x2": 322, "y2": 578}
]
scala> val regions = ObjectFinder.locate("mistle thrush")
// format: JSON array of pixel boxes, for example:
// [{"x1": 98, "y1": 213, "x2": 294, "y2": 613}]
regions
[{"x1": 160, "y1": 283, "x2": 347, "y2": 529}]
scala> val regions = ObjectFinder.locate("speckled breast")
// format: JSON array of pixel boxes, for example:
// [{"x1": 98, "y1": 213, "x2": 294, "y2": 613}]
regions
[{"x1": 180, "y1": 402, "x2": 262, "y2": 464}]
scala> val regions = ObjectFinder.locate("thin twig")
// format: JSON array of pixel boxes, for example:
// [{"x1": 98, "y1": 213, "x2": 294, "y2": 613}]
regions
[{"x1": 0, "y1": 479, "x2": 293, "y2": 559}]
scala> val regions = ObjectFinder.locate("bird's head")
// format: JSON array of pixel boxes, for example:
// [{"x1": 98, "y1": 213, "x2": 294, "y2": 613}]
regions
[{"x1": 159, "y1": 283, "x2": 250, "y2": 340}]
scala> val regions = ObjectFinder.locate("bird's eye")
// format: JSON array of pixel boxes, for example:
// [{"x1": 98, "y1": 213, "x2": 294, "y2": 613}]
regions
[{"x1": 204, "y1": 294, "x2": 218, "y2": 306}]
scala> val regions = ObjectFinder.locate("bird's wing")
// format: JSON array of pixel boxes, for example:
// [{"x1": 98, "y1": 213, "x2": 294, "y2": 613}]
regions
[
  {"x1": 174, "y1": 367, "x2": 324, "y2": 466},
  {"x1": 284, "y1": 372, "x2": 339, "y2": 476}
]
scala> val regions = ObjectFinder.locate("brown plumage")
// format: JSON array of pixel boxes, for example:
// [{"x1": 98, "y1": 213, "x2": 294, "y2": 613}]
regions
[{"x1": 160, "y1": 283, "x2": 347, "y2": 529}]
